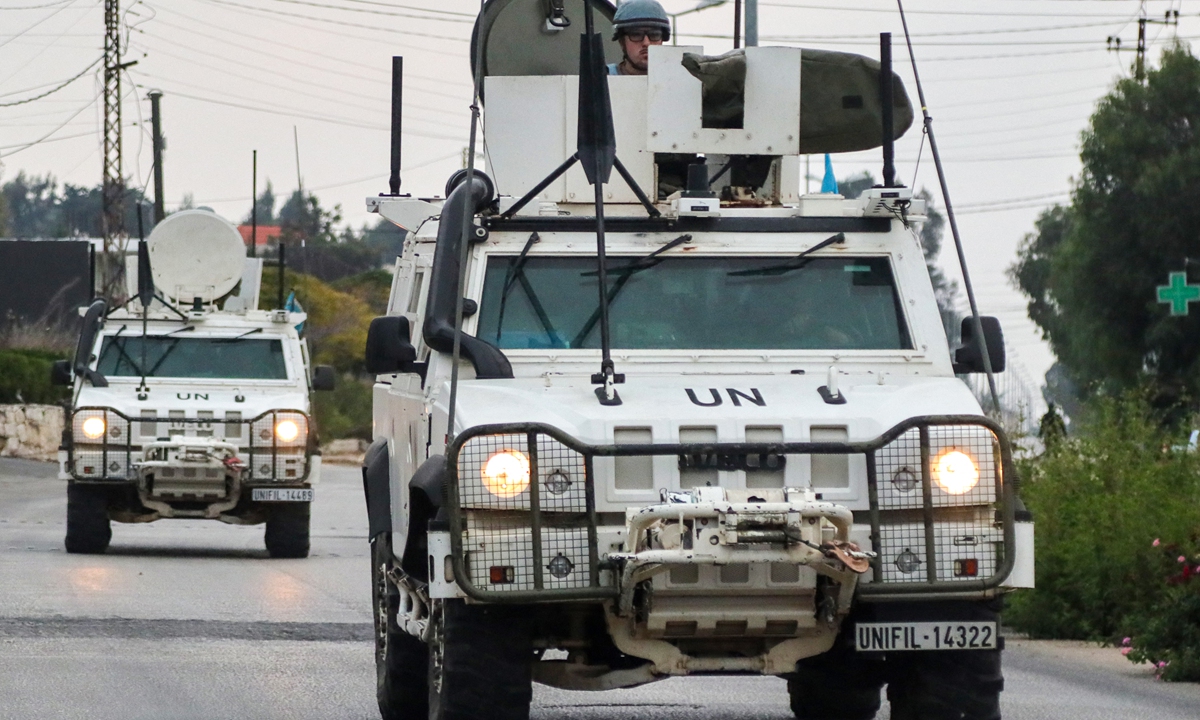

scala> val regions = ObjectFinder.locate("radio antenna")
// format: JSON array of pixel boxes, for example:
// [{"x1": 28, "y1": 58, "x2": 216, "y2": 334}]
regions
[
  {"x1": 446, "y1": 0, "x2": 489, "y2": 442},
  {"x1": 896, "y1": 0, "x2": 1000, "y2": 415}
]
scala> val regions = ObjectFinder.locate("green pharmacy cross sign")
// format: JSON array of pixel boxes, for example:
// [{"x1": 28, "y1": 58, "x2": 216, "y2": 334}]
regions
[{"x1": 1158, "y1": 271, "x2": 1200, "y2": 316}]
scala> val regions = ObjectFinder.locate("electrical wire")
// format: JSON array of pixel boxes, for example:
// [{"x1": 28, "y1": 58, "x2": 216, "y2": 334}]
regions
[
  {"x1": 0, "y1": 56, "x2": 100, "y2": 106},
  {"x1": 258, "y1": 0, "x2": 473, "y2": 24},
  {"x1": 195, "y1": 0, "x2": 469, "y2": 44},
  {"x1": 0, "y1": 0, "x2": 83, "y2": 51},
  {"x1": 131, "y1": 21, "x2": 471, "y2": 113},
  {"x1": 758, "y1": 1, "x2": 1141, "y2": 18},
  {"x1": 147, "y1": 3, "x2": 471, "y2": 89},
  {"x1": 0, "y1": 89, "x2": 100, "y2": 158}
]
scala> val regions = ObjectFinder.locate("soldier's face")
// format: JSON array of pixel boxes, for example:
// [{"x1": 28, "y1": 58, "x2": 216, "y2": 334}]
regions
[{"x1": 620, "y1": 29, "x2": 664, "y2": 72}]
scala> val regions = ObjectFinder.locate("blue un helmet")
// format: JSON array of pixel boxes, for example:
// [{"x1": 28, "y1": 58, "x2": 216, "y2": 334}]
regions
[{"x1": 612, "y1": 0, "x2": 671, "y2": 42}]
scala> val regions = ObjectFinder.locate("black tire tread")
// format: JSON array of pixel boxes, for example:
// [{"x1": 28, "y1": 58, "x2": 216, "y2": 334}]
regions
[
  {"x1": 373, "y1": 536, "x2": 428, "y2": 720},
  {"x1": 432, "y1": 601, "x2": 532, "y2": 720},
  {"x1": 787, "y1": 634, "x2": 884, "y2": 720},
  {"x1": 264, "y1": 502, "x2": 310, "y2": 558},
  {"x1": 64, "y1": 483, "x2": 111, "y2": 554},
  {"x1": 888, "y1": 649, "x2": 1003, "y2": 720}
]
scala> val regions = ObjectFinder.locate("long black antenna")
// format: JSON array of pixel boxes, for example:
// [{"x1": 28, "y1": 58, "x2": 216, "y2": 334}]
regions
[
  {"x1": 579, "y1": 0, "x2": 622, "y2": 405},
  {"x1": 880, "y1": 33, "x2": 896, "y2": 188},
  {"x1": 389, "y1": 56, "x2": 404, "y2": 195},
  {"x1": 136, "y1": 204, "x2": 150, "y2": 397},
  {"x1": 446, "y1": 1, "x2": 489, "y2": 442},
  {"x1": 896, "y1": 0, "x2": 1000, "y2": 414}
]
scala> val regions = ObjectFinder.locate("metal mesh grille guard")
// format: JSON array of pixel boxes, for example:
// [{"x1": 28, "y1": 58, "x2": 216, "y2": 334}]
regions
[
  {"x1": 69, "y1": 407, "x2": 311, "y2": 483},
  {"x1": 446, "y1": 415, "x2": 1017, "y2": 603}
]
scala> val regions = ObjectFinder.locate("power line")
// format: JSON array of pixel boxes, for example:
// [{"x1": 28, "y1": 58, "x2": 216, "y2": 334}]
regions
[
  {"x1": 0, "y1": 90, "x2": 100, "y2": 158},
  {"x1": 195, "y1": 0, "x2": 469, "y2": 44},
  {"x1": 0, "y1": 0, "x2": 76, "y2": 11},
  {"x1": 0, "y1": 56, "x2": 100, "y2": 106},
  {"x1": 257, "y1": 0, "x2": 473, "y2": 24},
  {"x1": 758, "y1": 1, "x2": 1139, "y2": 18},
  {"x1": 0, "y1": 0, "x2": 83, "y2": 51},
  {"x1": 133, "y1": 15, "x2": 472, "y2": 109},
  {"x1": 148, "y1": 3, "x2": 471, "y2": 89}
]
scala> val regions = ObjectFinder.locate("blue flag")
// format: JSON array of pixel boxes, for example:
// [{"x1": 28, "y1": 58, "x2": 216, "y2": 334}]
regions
[
  {"x1": 285, "y1": 291, "x2": 306, "y2": 335},
  {"x1": 821, "y1": 154, "x2": 839, "y2": 194}
]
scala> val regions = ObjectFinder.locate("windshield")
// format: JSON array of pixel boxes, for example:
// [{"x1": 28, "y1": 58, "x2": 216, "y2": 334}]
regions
[
  {"x1": 95, "y1": 336, "x2": 289, "y2": 380},
  {"x1": 477, "y1": 255, "x2": 912, "y2": 351}
]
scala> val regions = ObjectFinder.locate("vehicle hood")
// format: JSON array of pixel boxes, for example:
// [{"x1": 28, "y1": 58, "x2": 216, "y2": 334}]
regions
[
  {"x1": 74, "y1": 381, "x2": 309, "y2": 422},
  {"x1": 440, "y1": 372, "x2": 985, "y2": 446}
]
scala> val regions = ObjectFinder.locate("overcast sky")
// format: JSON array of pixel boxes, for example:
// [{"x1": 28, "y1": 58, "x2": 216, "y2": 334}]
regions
[{"x1": 2, "y1": 0, "x2": 1192, "y2": 407}]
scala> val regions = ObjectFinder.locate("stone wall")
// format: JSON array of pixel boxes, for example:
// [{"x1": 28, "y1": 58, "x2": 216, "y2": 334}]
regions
[{"x1": 0, "y1": 404, "x2": 63, "y2": 462}]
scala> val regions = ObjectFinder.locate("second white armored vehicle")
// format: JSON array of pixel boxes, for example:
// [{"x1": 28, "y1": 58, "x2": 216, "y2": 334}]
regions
[
  {"x1": 363, "y1": 2, "x2": 1033, "y2": 718},
  {"x1": 55, "y1": 209, "x2": 333, "y2": 558}
]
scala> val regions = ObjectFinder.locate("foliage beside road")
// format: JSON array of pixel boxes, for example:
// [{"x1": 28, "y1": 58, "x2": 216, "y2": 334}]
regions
[
  {"x1": 1011, "y1": 46, "x2": 1200, "y2": 408},
  {"x1": 1009, "y1": 394, "x2": 1200, "y2": 680},
  {"x1": 259, "y1": 269, "x2": 378, "y2": 440}
]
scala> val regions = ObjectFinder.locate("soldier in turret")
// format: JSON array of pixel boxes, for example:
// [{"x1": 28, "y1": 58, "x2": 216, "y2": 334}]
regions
[{"x1": 607, "y1": 0, "x2": 670, "y2": 75}]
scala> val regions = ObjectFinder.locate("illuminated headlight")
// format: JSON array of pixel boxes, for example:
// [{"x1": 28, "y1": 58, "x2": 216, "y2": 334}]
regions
[
  {"x1": 275, "y1": 420, "x2": 301, "y2": 443},
  {"x1": 81, "y1": 416, "x2": 106, "y2": 440},
  {"x1": 932, "y1": 450, "x2": 980, "y2": 495},
  {"x1": 482, "y1": 451, "x2": 530, "y2": 498}
]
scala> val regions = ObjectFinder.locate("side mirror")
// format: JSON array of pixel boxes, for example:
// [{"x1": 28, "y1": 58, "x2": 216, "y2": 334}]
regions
[
  {"x1": 312, "y1": 365, "x2": 336, "y2": 392},
  {"x1": 73, "y1": 299, "x2": 109, "y2": 388},
  {"x1": 954, "y1": 316, "x2": 1006, "y2": 374},
  {"x1": 365, "y1": 316, "x2": 418, "y2": 374},
  {"x1": 50, "y1": 360, "x2": 73, "y2": 387}
]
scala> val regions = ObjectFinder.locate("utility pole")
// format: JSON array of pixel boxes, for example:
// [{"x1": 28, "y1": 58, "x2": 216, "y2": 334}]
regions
[
  {"x1": 102, "y1": 0, "x2": 136, "y2": 297},
  {"x1": 148, "y1": 91, "x2": 165, "y2": 224},
  {"x1": 1107, "y1": 7, "x2": 1179, "y2": 83},
  {"x1": 744, "y1": 0, "x2": 758, "y2": 47}
]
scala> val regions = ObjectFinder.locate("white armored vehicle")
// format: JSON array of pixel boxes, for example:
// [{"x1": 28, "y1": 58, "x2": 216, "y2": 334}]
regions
[
  {"x1": 363, "y1": 2, "x2": 1033, "y2": 718},
  {"x1": 55, "y1": 209, "x2": 334, "y2": 558}
]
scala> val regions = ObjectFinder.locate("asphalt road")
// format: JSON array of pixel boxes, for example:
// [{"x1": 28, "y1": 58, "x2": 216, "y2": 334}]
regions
[{"x1": 2, "y1": 457, "x2": 1198, "y2": 720}]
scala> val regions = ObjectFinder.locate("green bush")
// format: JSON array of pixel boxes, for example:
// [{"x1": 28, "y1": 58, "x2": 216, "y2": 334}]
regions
[
  {"x1": 1124, "y1": 541, "x2": 1200, "y2": 681},
  {"x1": 0, "y1": 349, "x2": 70, "y2": 404},
  {"x1": 1006, "y1": 393, "x2": 1200, "y2": 643},
  {"x1": 312, "y1": 374, "x2": 372, "y2": 441}
]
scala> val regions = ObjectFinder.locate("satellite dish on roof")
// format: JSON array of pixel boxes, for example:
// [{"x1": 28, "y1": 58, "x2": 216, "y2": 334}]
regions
[
  {"x1": 471, "y1": 0, "x2": 620, "y2": 86},
  {"x1": 147, "y1": 209, "x2": 246, "y2": 303}
]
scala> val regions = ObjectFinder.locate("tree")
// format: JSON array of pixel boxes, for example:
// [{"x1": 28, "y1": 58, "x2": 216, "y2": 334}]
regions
[
  {"x1": 244, "y1": 182, "x2": 278, "y2": 225},
  {"x1": 1010, "y1": 44, "x2": 1200, "y2": 405}
]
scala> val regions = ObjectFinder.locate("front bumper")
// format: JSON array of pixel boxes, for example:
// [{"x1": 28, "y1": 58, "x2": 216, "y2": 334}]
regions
[{"x1": 445, "y1": 415, "x2": 1018, "y2": 604}]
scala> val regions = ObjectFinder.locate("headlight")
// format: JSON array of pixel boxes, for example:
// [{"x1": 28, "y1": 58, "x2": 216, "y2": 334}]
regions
[
  {"x1": 933, "y1": 450, "x2": 979, "y2": 495},
  {"x1": 482, "y1": 451, "x2": 530, "y2": 498},
  {"x1": 275, "y1": 419, "x2": 300, "y2": 443},
  {"x1": 81, "y1": 416, "x2": 106, "y2": 440}
]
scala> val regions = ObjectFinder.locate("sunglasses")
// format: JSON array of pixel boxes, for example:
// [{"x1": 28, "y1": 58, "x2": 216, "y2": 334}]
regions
[{"x1": 624, "y1": 30, "x2": 664, "y2": 42}]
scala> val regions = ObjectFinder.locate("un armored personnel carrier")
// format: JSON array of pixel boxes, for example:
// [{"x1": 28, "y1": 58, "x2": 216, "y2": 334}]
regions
[
  {"x1": 55, "y1": 209, "x2": 333, "y2": 558},
  {"x1": 363, "y1": 1, "x2": 1033, "y2": 718}
]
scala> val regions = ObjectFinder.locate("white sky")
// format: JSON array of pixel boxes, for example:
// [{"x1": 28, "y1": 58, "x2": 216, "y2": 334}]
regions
[{"x1": 1, "y1": 0, "x2": 1192, "y2": 403}]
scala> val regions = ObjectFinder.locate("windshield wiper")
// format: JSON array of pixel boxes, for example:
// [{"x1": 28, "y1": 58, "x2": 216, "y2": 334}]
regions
[
  {"x1": 495, "y1": 233, "x2": 559, "y2": 344},
  {"x1": 144, "y1": 326, "x2": 196, "y2": 377},
  {"x1": 571, "y1": 234, "x2": 692, "y2": 347},
  {"x1": 215, "y1": 328, "x2": 263, "y2": 343},
  {"x1": 726, "y1": 233, "x2": 846, "y2": 277},
  {"x1": 104, "y1": 326, "x2": 148, "y2": 377}
]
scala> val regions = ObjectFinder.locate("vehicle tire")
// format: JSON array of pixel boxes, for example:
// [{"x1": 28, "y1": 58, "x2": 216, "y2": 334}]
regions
[
  {"x1": 428, "y1": 599, "x2": 533, "y2": 720},
  {"x1": 264, "y1": 502, "x2": 310, "y2": 558},
  {"x1": 786, "y1": 631, "x2": 884, "y2": 719},
  {"x1": 64, "y1": 483, "x2": 111, "y2": 554},
  {"x1": 373, "y1": 534, "x2": 429, "y2": 720},
  {"x1": 887, "y1": 649, "x2": 1003, "y2": 720}
]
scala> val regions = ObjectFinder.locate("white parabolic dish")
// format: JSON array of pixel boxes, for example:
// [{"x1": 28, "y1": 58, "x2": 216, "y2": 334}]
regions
[{"x1": 147, "y1": 209, "x2": 246, "y2": 302}]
